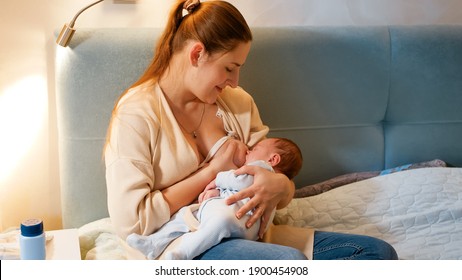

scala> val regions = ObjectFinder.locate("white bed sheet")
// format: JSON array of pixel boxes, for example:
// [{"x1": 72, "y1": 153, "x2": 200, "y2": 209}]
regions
[
  {"x1": 78, "y1": 167, "x2": 462, "y2": 260},
  {"x1": 78, "y1": 217, "x2": 145, "y2": 260}
]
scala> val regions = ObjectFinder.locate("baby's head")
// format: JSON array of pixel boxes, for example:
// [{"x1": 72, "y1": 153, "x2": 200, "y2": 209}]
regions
[{"x1": 246, "y1": 138, "x2": 303, "y2": 179}]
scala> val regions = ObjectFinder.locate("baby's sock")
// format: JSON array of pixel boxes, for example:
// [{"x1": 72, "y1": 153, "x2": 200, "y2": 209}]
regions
[
  {"x1": 126, "y1": 233, "x2": 167, "y2": 260},
  {"x1": 126, "y1": 229, "x2": 187, "y2": 260}
]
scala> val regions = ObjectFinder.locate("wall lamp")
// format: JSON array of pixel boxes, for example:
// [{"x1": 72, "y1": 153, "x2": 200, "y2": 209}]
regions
[{"x1": 56, "y1": 0, "x2": 105, "y2": 47}]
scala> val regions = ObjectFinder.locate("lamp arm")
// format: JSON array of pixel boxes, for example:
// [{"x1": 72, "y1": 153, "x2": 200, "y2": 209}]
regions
[
  {"x1": 69, "y1": 0, "x2": 105, "y2": 28},
  {"x1": 56, "y1": 0, "x2": 105, "y2": 47}
]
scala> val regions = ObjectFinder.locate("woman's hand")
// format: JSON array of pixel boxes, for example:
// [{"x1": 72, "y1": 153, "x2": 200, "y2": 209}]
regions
[
  {"x1": 225, "y1": 165, "x2": 295, "y2": 238},
  {"x1": 227, "y1": 138, "x2": 248, "y2": 167},
  {"x1": 209, "y1": 139, "x2": 248, "y2": 172}
]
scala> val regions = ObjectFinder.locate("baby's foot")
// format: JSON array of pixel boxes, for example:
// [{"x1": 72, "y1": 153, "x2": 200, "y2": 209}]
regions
[
  {"x1": 126, "y1": 233, "x2": 158, "y2": 258},
  {"x1": 163, "y1": 251, "x2": 182, "y2": 260}
]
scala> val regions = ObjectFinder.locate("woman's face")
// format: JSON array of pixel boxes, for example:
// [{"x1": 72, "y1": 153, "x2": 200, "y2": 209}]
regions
[{"x1": 191, "y1": 41, "x2": 251, "y2": 104}]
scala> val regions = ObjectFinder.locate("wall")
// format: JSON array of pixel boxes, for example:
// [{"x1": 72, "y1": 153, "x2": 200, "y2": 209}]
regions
[{"x1": 1, "y1": 0, "x2": 461, "y2": 231}]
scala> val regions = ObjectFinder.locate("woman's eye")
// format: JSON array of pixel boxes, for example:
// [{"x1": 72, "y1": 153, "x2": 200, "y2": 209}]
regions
[{"x1": 226, "y1": 67, "x2": 233, "y2": 72}]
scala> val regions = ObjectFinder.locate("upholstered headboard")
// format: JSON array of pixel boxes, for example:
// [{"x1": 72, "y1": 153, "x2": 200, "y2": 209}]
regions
[{"x1": 55, "y1": 26, "x2": 462, "y2": 229}]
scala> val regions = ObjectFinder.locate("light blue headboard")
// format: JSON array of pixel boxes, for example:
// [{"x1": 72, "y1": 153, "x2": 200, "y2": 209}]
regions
[{"x1": 55, "y1": 26, "x2": 462, "y2": 228}]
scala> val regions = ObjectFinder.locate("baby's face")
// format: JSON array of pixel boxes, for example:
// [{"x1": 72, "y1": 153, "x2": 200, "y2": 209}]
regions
[{"x1": 245, "y1": 139, "x2": 276, "y2": 163}]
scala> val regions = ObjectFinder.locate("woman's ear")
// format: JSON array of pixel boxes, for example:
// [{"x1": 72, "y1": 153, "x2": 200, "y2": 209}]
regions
[
  {"x1": 189, "y1": 42, "x2": 205, "y2": 66},
  {"x1": 268, "y1": 153, "x2": 281, "y2": 167}
]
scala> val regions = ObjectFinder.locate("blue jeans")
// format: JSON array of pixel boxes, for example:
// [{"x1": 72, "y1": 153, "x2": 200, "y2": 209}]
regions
[
  {"x1": 194, "y1": 231, "x2": 398, "y2": 260},
  {"x1": 312, "y1": 231, "x2": 398, "y2": 260}
]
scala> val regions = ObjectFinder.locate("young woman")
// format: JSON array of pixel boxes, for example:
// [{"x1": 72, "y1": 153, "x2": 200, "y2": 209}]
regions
[{"x1": 104, "y1": 0, "x2": 398, "y2": 260}]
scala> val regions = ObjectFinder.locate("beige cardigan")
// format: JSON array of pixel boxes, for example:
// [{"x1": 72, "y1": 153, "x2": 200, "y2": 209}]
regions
[{"x1": 105, "y1": 81, "x2": 314, "y2": 259}]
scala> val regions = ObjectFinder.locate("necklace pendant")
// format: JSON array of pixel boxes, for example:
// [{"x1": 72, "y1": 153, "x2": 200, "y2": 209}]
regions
[{"x1": 193, "y1": 131, "x2": 197, "y2": 138}]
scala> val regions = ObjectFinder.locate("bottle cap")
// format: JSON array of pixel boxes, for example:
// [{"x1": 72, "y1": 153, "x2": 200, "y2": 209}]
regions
[{"x1": 20, "y1": 219, "x2": 44, "y2": 237}]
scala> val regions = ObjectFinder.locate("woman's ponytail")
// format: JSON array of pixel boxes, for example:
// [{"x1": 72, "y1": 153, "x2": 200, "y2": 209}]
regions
[{"x1": 132, "y1": 1, "x2": 186, "y2": 87}]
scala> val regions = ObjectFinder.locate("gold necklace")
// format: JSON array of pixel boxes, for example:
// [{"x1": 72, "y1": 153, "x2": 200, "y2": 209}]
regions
[{"x1": 178, "y1": 103, "x2": 206, "y2": 138}]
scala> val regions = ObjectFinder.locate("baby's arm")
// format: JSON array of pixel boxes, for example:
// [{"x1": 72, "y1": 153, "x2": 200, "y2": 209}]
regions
[{"x1": 198, "y1": 179, "x2": 220, "y2": 203}]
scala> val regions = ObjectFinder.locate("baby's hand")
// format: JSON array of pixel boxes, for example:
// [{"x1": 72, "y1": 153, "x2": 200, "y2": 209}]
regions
[
  {"x1": 198, "y1": 180, "x2": 220, "y2": 203},
  {"x1": 199, "y1": 189, "x2": 220, "y2": 203}
]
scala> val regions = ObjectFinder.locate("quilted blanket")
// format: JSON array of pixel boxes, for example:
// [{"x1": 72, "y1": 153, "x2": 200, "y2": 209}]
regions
[{"x1": 274, "y1": 167, "x2": 462, "y2": 260}]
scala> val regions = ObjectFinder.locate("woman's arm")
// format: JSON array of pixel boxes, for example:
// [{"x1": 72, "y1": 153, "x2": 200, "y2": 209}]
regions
[
  {"x1": 161, "y1": 164, "x2": 218, "y2": 215},
  {"x1": 162, "y1": 139, "x2": 243, "y2": 215},
  {"x1": 225, "y1": 165, "x2": 295, "y2": 238}
]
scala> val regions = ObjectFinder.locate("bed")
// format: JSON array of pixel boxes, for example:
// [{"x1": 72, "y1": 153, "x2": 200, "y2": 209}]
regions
[{"x1": 54, "y1": 26, "x2": 462, "y2": 260}]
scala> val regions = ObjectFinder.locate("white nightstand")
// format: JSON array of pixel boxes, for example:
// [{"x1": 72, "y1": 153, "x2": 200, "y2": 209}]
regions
[
  {"x1": 0, "y1": 228, "x2": 81, "y2": 260},
  {"x1": 45, "y1": 229, "x2": 81, "y2": 260}
]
